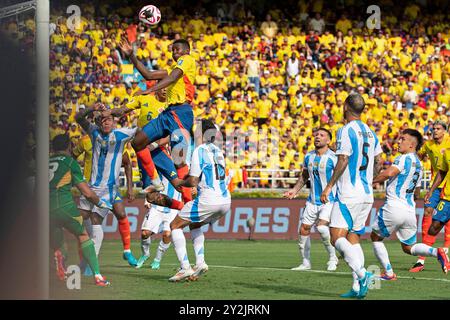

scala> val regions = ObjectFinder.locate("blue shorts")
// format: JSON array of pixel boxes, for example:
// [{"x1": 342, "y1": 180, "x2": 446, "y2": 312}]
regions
[
  {"x1": 433, "y1": 199, "x2": 450, "y2": 224},
  {"x1": 142, "y1": 103, "x2": 194, "y2": 151},
  {"x1": 138, "y1": 147, "x2": 178, "y2": 188},
  {"x1": 425, "y1": 188, "x2": 442, "y2": 208}
]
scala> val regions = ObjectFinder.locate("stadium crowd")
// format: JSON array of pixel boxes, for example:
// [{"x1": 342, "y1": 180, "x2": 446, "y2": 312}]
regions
[{"x1": 2, "y1": 0, "x2": 450, "y2": 190}]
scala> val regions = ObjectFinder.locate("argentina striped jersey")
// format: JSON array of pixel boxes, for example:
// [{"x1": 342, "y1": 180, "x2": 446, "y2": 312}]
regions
[
  {"x1": 88, "y1": 124, "x2": 137, "y2": 188},
  {"x1": 304, "y1": 149, "x2": 337, "y2": 205},
  {"x1": 386, "y1": 153, "x2": 422, "y2": 208},
  {"x1": 335, "y1": 120, "x2": 383, "y2": 204}
]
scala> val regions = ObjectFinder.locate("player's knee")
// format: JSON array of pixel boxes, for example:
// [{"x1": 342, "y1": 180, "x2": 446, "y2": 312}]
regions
[
  {"x1": 141, "y1": 230, "x2": 152, "y2": 239},
  {"x1": 300, "y1": 224, "x2": 311, "y2": 235},
  {"x1": 131, "y1": 133, "x2": 147, "y2": 151},
  {"x1": 401, "y1": 244, "x2": 411, "y2": 254},
  {"x1": 162, "y1": 231, "x2": 171, "y2": 241},
  {"x1": 114, "y1": 211, "x2": 127, "y2": 220},
  {"x1": 424, "y1": 207, "x2": 434, "y2": 216},
  {"x1": 428, "y1": 226, "x2": 438, "y2": 236},
  {"x1": 78, "y1": 232, "x2": 90, "y2": 243},
  {"x1": 370, "y1": 231, "x2": 382, "y2": 242}
]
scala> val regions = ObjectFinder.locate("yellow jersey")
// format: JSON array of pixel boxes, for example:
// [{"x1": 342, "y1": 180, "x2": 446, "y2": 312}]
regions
[
  {"x1": 422, "y1": 135, "x2": 450, "y2": 188},
  {"x1": 437, "y1": 148, "x2": 450, "y2": 201},
  {"x1": 167, "y1": 54, "x2": 196, "y2": 105},
  {"x1": 126, "y1": 94, "x2": 167, "y2": 128},
  {"x1": 72, "y1": 135, "x2": 93, "y2": 180}
]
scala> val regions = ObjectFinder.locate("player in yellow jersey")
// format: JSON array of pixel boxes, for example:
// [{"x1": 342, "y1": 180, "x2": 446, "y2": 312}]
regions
[
  {"x1": 114, "y1": 88, "x2": 185, "y2": 206},
  {"x1": 119, "y1": 36, "x2": 195, "y2": 205},
  {"x1": 422, "y1": 146, "x2": 450, "y2": 273},
  {"x1": 410, "y1": 121, "x2": 450, "y2": 272}
]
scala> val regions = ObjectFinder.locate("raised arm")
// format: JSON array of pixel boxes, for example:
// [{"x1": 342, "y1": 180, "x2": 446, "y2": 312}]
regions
[
  {"x1": 320, "y1": 154, "x2": 348, "y2": 203},
  {"x1": 118, "y1": 36, "x2": 167, "y2": 81},
  {"x1": 134, "y1": 68, "x2": 183, "y2": 96},
  {"x1": 75, "y1": 103, "x2": 104, "y2": 132},
  {"x1": 283, "y1": 168, "x2": 309, "y2": 199}
]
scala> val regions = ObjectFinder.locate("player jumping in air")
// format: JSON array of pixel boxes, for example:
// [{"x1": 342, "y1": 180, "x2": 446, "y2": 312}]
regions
[
  {"x1": 370, "y1": 129, "x2": 450, "y2": 280},
  {"x1": 50, "y1": 134, "x2": 110, "y2": 286},
  {"x1": 409, "y1": 121, "x2": 450, "y2": 272},
  {"x1": 320, "y1": 93, "x2": 383, "y2": 299},
  {"x1": 75, "y1": 104, "x2": 139, "y2": 267},
  {"x1": 119, "y1": 36, "x2": 196, "y2": 205},
  {"x1": 113, "y1": 87, "x2": 187, "y2": 212},
  {"x1": 284, "y1": 128, "x2": 339, "y2": 271}
]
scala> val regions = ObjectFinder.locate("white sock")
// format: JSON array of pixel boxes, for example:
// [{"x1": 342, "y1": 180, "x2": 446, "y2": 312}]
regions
[
  {"x1": 141, "y1": 236, "x2": 151, "y2": 257},
  {"x1": 155, "y1": 240, "x2": 170, "y2": 262},
  {"x1": 298, "y1": 235, "x2": 311, "y2": 265},
  {"x1": 91, "y1": 224, "x2": 104, "y2": 257},
  {"x1": 352, "y1": 272, "x2": 360, "y2": 292},
  {"x1": 353, "y1": 243, "x2": 365, "y2": 267},
  {"x1": 84, "y1": 219, "x2": 93, "y2": 236},
  {"x1": 411, "y1": 243, "x2": 437, "y2": 257},
  {"x1": 191, "y1": 228, "x2": 205, "y2": 266},
  {"x1": 171, "y1": 228, "x2": 190, "y2": 269},
  {"x1": 334, "y1": 237, "x2": 366, "y2": 279},
  {"x1": 317, "y1": 225, "x2": 337, "y2": 260},
  {"x1": 372, "y1": 241, "x2": 393, "y2": 275}
]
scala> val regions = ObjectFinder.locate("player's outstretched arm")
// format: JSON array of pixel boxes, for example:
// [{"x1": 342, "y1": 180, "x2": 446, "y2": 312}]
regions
[
  {"x1": 134, "y1": 68, "x2": 183, "y2": 96},
  {"x1": 320, "y1": 154, "x2": 348, "y2": 203},
  {"x1": 118, "y1": 35, "x2": 167, "y2": 81},
  {"x1": 76, "y1": 182, "x2": 111, "y2": 209},
  {"x1": 283, "y1": 168, "x2": 308, "y2": 199},
  {"x1": 372, "y1": 165, "x2": 400, "y2": 185},
  {"x1": 75, "y1": 103, "x2": 105, "y2": 132}
]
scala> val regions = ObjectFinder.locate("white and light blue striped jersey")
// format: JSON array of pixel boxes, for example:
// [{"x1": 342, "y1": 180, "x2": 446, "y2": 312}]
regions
[
  {"x1": 386, "y1": 153, "x2": 422, "y2": 208},
  {"x1": 88, "y1": 124, "x2": 137, "y2": 188},
  {"x1": 304, "y1": 149, "x2": 337, "y2": 205},
  {"x1": 335, "y1": 120, "x2": 383, "y2": 204},
  {"x1": 189, "y1": 142, "x2": 231, "y2": 204},
  {"x1": 152, "y1": 174, "x2": 182, "y2": 214}
]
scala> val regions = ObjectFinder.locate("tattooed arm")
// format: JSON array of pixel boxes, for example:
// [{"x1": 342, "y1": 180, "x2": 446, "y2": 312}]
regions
[{"x1": 283, "y1": 168, "x2": 309, "y2": 199}]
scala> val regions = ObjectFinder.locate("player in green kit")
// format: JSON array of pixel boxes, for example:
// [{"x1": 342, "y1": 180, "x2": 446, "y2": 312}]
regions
[{"x1": 50, "y1": 134, "x2": 111, "y2": 287}]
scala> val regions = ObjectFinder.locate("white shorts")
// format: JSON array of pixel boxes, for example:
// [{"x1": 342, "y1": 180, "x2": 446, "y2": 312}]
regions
[
  {"x1": 301, "y1": 201, "x2": 333, "y2": 226},
  {"x1": 78, "y1": 185, "x2": 122, "y2": 218},
  {"x1": 179, "y1": 198, "x2": 231, "y2": 224},
  {"x1": 371, "y1": 202, "x2": 417, "y2": 245},
  {"x1": 330, "y1": 200, "x2": 373, "y2": 234},
  {"x1": 141, "y1": 206, "x2": 177, "y2": 234}
]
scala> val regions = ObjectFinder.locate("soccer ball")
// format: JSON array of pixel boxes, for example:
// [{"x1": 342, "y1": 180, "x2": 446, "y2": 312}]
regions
[{"x1": 139, "y1": 5, "x2": 161, "y2": 26}]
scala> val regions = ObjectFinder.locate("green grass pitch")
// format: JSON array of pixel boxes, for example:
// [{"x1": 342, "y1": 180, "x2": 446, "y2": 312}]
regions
[{"x1": 50, "y1": 239, "x2": 450, "y2": 300}]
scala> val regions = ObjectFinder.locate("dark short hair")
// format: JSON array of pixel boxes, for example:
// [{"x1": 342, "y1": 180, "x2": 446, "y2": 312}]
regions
[
  {"x1": 52, "y1": 134, "x2": 70, "y2": 152},
  {"x1": 403, "y1": 128, "x2": 423, "y2": 151},
  {"x1": 345, "y1": 93, "x2": 365, "y2": 114},
  {"x1": 173, "y1": 39, "x2": 190, "y2": 51},
  {"x1": 433, "y1": 120, "x2": 448, "y2": 131},
  {"x1": 317, "y1": 127, "x2": 332, "y2": 140},
  {"x1": 201, "y1": 118, "x2": 217, "y2": 143}
]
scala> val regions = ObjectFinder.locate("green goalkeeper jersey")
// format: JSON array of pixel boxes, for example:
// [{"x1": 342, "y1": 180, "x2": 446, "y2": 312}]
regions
[{"x1": 49, "y1": 153, "x2": 85, "y2": 210}]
